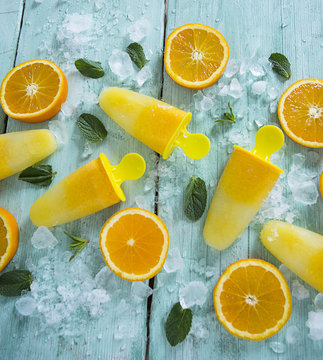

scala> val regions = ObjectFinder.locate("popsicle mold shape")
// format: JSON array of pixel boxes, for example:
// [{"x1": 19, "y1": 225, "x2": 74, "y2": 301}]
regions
[
  {"x1": 203, "y1": 125, "x2": 284, "y2": 250},
  {"x1": 99, "y1": 87, "x2": 210, "y2": 159},
  {"x1": 0, "y1": 129, "x2": 57, "y2": 180},
  {"x1": 30, "y1": 153, "x2": 145, "y2": 227},
  {"x1": 261, "y1": 220, "x2": 323, "y2": 293}
]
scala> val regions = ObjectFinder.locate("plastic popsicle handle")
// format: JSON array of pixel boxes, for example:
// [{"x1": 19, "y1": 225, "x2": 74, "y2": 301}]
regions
[
  {"x1": 250, "y1": 125, "x2": 284, "y2": 161},
  {"x1": 107, "y1": 153, "x2": 146, "y2": 186},
  {"x1": 174, "y1": 128, "x2": 211, "y2": 160}
]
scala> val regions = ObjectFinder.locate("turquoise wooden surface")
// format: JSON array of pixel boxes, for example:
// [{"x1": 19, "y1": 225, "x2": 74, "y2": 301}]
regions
[{"x1": 0, "y1": 0, "x2": 322, "y2": 359}]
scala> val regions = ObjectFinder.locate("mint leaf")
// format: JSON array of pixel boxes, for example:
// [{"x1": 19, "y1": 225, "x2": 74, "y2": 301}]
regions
[
  {"x1": 269, "y1": 53, "x2": 291, "y2": 79},
  {"x1": 65, "y1": 232, "x2": 89, "y2": 262},
  {"x1": 215, "y1": 101, "x2": 236, "y2": 123},
  {"x1": 18, "y1": 165, "x2": 57, "y2": 187},
  {"x1": 75, "y1": 59, "x2": 104, "y2": 78},
  {"x1": 184, "y1": 176, "x2": 207, "y2": 221},
  {"x1": 0, "y1": 270, "x2": 34, "y2": 297},
  {"x1": 165, "y1": 302, "x2": 192, "y2": 346},
  {"x1": 126, "y1": 42, "x2": 148, "y2": 69},
  {"x1": 78, "y1": 113, "x2": 108, "y2": 143}
]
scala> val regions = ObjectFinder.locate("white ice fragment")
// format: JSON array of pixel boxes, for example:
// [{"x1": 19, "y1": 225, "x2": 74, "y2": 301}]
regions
[
  {"x1": 136, "y1": 66, "x2": 152, "y2": 86},
  {"x1": 254, "y1": 117, "x2": 267, "y2": 128},
  {"x1": 190, "y1": 317, "x2": 209, "y2": 339},
  {"x1": 306, "y1": 311, "x2": 323, "y2": 340},
  {"x1": 63, "y1": 14, "x2": 92, "y2": 33},
  {"x1": 135, "y1": 195, "x2": 146, "y2": 208},
  {"x1": 144, "y1": 178, "x2": 155, "y2": 192},
  {"x1": 131, "y1": 282, "x2": 153, "y2": 300},
  {"x1": 269, "y1": 341, "x2": 285, "y2": 354},
  {"x1": 288, "y1": 175, "x2": 319, "y2": 205},
  {"x1": 314, "y1": 293, "x2": 323, "y2": 310},
  {"x1": 128, "y1": 18, "x2": 150, "y2": 41},
  {"x1": 94, "y1": 0, "x2": 104, "y2": 11},
  {"x1": 285, "y1": 325, "x2": 300, "y2": 344},
  {"x1": 249, "y1": 63, "x2": 265, "y2": 77},
  {"x1": 269, "y1": 101, "x2": 278, "y2": 113},
  {"x1": 163, "y1": 248, "x2": 184, "y2": 273},
  {"x1": 291, "y1": 153, "x2": 306, "y2": 169},
  {"x1": 61, "y1": 102, "x2": 76, "y2": 116},
  {"x1": 179, "y1": 281, "x2": 208, "y2": 309},
  {"x1": 218, "y1": 85, "x2": 229, "y2": 97},
  {"x1": 199, "y1": 96, "x2": 214, "y2": 111},
  {"x1": 108, "y1": 49, "x2": 134, "y2": 80},
  {"x1": 228, "y1": 78, "x2": 243, "y2": 99},
  {"x1": 15, "y1": 296, "x2": 36, "y2": 316},
  {"x1": 49, "y1": 120, "x2": 68, "y2": 145},
  {"x1": 292, "y1": 280, "x2": 310, "y2": 300},
  {"x1": 85, "y1": 289, "x2": 110, "y2": 316},
  {"x1": 81, "y1": 140, "x2": 97, "y2": 160},
  {"x1": 224, "y1": 59, "x2": 240, "y2": 78},
  {"x1": 31, "y1": 226, "x2": 58, "y2": 249},
  {"x1": 239, "y1": 59, "x2": 249, "y2": 75},
  {"x1": 267, "y1": 87, "x2": 279, "y2": 100},
  {"x1": 279, "y1": 264, "x2": 292, "y2": 281},
  {"x1": 251, "y1": 81, "x2": 267, "y2": 95}
]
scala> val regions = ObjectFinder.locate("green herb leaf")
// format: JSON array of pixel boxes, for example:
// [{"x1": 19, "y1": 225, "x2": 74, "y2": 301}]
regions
[
  {"x1": 18, "y1": 165, "x2": 57, "y2": 187},
  {"x1": 77, "y1": 113, "x2": 108, "y2": 143},
  {"x1": 215, "y1": 102, "x2": 236, "y2": 123},
  {"x1": 74, "y1": 58, "x2": 105, "y2": 78},
  {"x1": 126, "y1": 42, "x2": 148, "y2": 69},
  {"x1": 165, "y1": 302, "x2": 193, "y2": 347},
  {"x1": 0, "y1": 270, "x2": 34, "y2": 297},
  {"x1": 184, "y1": 176, "x2": 207, "y2": 221},
  {"x1": 65, "y1": 232, "x2": 89, "y2": 262},
  {"x1": 268, "y1": 53, "x2": 291, "y2": 79}
]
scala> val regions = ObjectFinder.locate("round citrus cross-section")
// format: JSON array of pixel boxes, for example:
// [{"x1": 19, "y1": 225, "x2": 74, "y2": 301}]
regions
[
  {"x1": 278, "y1": 79, "x2": 323, "y2": 148},
  {"x1": 0, "y1": 59, "x2": 68, "y2": 123},
  {"x1": 99, "y1": 208, "x2": 169, "y2": 281},
  {"x1": 164, "y1": 23, "x2": 229, "y2": 89},
  {"x1": 213, "y1": 259, "x2": 292, "y2": 341},
  {"x1": 0, "y1": 207, "x2": 19, "y2": 272}
]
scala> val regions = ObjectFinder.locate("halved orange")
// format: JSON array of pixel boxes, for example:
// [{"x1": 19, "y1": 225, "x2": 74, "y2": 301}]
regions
[
  {"x1": 0, "y1": 59, "x2": 68, "y2": 123},
  {"x1": 278, "y1": 79, "x2": 323, "y2": 148},
  {"x1": 0, "y1": 207, "x2": 19, "y2": 272},
  {"x1": 164, "y1": 23, "x2": 229, "y2": 89},
  {"x1": 213, "y1": 259, "x2": 292, "y2": 341},
  {"x1": 99, "y1": 208, "x2": 169, "y2": 281}
]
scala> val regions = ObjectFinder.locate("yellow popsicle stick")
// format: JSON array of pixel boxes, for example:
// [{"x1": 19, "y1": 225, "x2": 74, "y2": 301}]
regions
[
  {"x1": 251, "y1": 125, "x2": 284, "y2": 161},
  {"x1": 174, "y1": 128, "x2": 211, "y2": 160}
]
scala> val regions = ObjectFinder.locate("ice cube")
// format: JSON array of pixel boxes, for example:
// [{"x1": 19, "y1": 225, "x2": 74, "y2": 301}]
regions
[
  {"x1": 163, "y1": 248, "x2": 184, "y2": 273},
  {"x1": 279, "y1": 264, "x2": 292, "y2": 281},
  {"x1": 292, "y1": 280, "x2": 310, "y2": 300},
  {"x1": 179, "y1": 281, "x2": 208, "y2": 309},
  {"x1": 224, "y1": 59, "x2": 240, "y2": 78},
  {"x1": 314, "y1": 293, "x2": 323, "y2": 310},
  {"x1": 269, "y1": 341, "x2": 285, "y2": 354},
  {"x1": 291, "y1": 153, "x2": 306, "y2": 169},
  {"x1": 190, "y1": 317, "x2": 209, "y2": 339},
  {"x1": 228, "y1": 78, "x2": 243, "y2": 99},
  {"x1": 108, "y1": 49, "x2": 134, "y2": 80},
  {"x1": 218, "y1": 85, "x2": 229, "y2": 97},
  {"x1": 131, "y1": 282, "x2": 153, "y2": 300},
  {"x1": 249, "y1": 63, "x2": 265, "y2": 77},
  {"x1": 136, "y1": 66, "x2": 152, "y2": 87},
  {"x1": 199, "y1": 96, "x2": 214, "y2": 111},
  {"x1": 81, "y1": 140, "x2": 97, "y2": 160},
  {"x1": 31, "y1": 226, "x2": 58, "y2": 249},
  {"x1": 48, "y1": 120, "x2": 68, "y2": 145},
  {"x1": 64, "y1": 14, "x2": 92, "y2": 33},
  {"x1": 240, "y1": 59, "x2": 249, "y2": 75},
  {"x1": 267, "y1": 87, "x2": 279, "y2": 100},
  {"x1": 254, "y1": 118, "x2": 267, "y2": 128},
  {"x1": 144, "y1": 178, "x2": 155, "y2": 192},
  {"x1": 269, "y1": 101, "x2": 278, "y2": 113},
  {"x1": 128, "y1": 18, "x2": 150, "y2": 42},
  {"x1": 306, "y1": 311, "x2": 323, "y2": 340},
  {"x1": 285, "y1": 325, "x2": 300, "y2": 344},
  {"x1": 85, "y1": 289, "x2": 110, "y2": 316},
  {"x1": 288, "y1": 178, "x2": 319, "y2": 205},
  {"x1": 61, "y1": 102, "x2": 76, "y2": 116},
  {"x1": 251, "y1": 81, "x2": 267, "y2": 95},
  {"x1": 15, "y1": 296, "x2": 36, "y2": 316}
]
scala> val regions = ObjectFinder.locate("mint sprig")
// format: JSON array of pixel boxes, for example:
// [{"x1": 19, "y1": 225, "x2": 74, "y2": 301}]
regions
[
  {"x1": 215, "y1": 102, "x2": 236, "y2": 123},
  {"x1": 165, "y1": 302, "x2": 193, "y2": 346},
  {"x1": 269, "y1": 53, "x2": 291, "y2": 79},
  {"x1": 77, "y1": 113, "x2": 108, "y2": 143},
  {"x1": 184, "y1": 176, "x2": 207, "y2": 221},
  {"x1": 75, "y1": 59, "x2": 104, "y2": 78},
  {"x1": 18, "y1": 165, "x2": 57, "y2": 187},
  {"x1": 126, "y1": 42, "x2": 148, "y2": 69},
  {"x1": 0, "y1": 270, "x2": 34, "y2": 297},
  {"x1": 65, "y1": 232, "x2": 89, "y2": 262}
]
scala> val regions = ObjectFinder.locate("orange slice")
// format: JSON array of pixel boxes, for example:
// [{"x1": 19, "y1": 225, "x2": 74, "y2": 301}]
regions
[
  {"x1": 99, "y1": 208, "x2": 169, "y2": 281},
  {"x1": 0, "y1": 59, "x2": 68, "y2": 123},
  {"x1": 213, "y1": 259, "x2": 292, "y2": 341},
  {"x1": 319, "y1": 171, "x2": 323, "y2": 197},
  {"x1": 278, "y1": 79, "x2": 323, "y2": 148},
  {"x1": 0, "y1": 207, "x2": 19, "y2": 272},
  {"x1": 164, "y1": 23, "x2": 229, "y2": 89}
]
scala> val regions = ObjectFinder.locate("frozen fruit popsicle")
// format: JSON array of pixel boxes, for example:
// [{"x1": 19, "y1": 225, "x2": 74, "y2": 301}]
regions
[
  {"x1": 0, "y1": 129, "x2": 57, "y2": 180},
  {"x1": 30, "y1": 153, "x2": 145, "y2": 227},
  {"x1": 99, "y1": 87, "x2": 210, "y2": 159},
  {"x1": 203, "y1": 125, "x2": 284, "y2": 250},
  {"x1": 261, "y1": 220, "x2": 323, "y2": 293}
]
